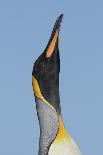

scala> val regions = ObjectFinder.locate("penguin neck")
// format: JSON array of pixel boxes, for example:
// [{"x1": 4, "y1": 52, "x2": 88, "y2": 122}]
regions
[{"x1": 35, "y1": 97, "x2": 59, "y2": 155}]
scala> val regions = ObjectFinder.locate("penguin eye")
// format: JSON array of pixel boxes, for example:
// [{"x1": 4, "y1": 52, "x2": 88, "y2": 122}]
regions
[{"x1": 40, "y1": 62, "x2": 46, "y2": 70}]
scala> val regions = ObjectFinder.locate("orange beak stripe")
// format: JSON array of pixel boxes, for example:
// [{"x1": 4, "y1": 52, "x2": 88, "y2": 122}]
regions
[{"x1": 46, "y1": 31, "x2": 58, "y2": 58}]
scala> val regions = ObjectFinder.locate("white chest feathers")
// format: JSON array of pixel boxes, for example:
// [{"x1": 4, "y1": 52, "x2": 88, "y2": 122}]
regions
[
  {"x1": 49, "y1": 137, "x2": 82, "y2": 155},
  {"x1": 49, "y1": 115, "x2": 82, "y2": 155}
]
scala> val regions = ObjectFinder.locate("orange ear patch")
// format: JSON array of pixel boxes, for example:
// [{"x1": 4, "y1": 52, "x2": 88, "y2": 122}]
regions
[
  {"x1": 46, "y1": 31, "x2": 58, "y2": 58},
  {"x1": 32, "y1": 76, "x2": 56, "y2": 111}
]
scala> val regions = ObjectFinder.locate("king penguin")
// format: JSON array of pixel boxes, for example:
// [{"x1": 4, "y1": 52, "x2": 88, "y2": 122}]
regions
[{"x1": 32, "y1": 14, "x2": 82, "y2": 155}]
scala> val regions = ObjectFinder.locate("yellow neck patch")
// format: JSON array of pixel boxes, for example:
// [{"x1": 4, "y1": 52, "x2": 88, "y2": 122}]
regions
[
  {"x1": 32, "y1": 76, "x2": 56, "y2": 111},
  {"x1": 54, "y1": 115, "x2": 71, "y2": 144},
  {"x1": 49, "y1": 115, "x2": 82, "y2": 155}
]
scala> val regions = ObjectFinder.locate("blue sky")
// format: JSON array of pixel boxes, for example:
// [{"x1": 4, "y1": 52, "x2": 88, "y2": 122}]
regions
[{"x1": 0, "y1": 0, "x2": 103, "y2": 155}]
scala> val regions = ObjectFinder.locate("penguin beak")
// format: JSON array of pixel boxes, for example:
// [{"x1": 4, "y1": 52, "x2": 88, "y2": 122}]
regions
[
  {"x1": 46, "y1": 14, "x2": 63, "y2": 58},
  {"x1": 32, "y1": 14, "x2": 63, "y2": 113}
]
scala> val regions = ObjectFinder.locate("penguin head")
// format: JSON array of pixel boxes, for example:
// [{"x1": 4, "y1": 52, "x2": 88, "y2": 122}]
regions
[{"x1": 32, "y1": 14, "x2": 63, "y2": 113}]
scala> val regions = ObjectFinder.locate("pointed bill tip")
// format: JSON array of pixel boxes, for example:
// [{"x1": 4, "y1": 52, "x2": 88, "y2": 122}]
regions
[
  {"x1": 56, "y1": 14, "x2": 64, "y2": 24},
  {"x1": 53, "y1": 14, "x2": 64, "y2": 33},
  {"x1": 46, "y1": 14, "x2": 64, "y2": 58}
]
